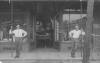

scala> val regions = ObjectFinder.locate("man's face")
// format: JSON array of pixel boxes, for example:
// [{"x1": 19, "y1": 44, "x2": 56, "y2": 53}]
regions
[
  {"x1": 75, "y1": 26, "x2": 79, "y2": 30},
  {"x1": 16, "y1": 26, "x2": 20, "y2": 29}
]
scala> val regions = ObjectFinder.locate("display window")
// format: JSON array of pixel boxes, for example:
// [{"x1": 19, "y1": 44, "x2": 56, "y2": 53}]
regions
[{"x1": 55, "y1": 10, "x2": 87, "y2": 41}]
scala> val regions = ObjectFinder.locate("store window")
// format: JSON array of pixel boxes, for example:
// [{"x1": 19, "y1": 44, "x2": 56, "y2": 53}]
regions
[{"x1": 55, "y1": 9, "x2": 87, "y2": 41}]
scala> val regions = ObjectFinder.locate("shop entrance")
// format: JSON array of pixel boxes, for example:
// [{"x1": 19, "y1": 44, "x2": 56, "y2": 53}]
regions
[
  {"x1": 35, "y1": 18, "x2": 54, "y2": 48},
  {"x1": 32, "y1": 1, "x2": 88, "y2": 51}
]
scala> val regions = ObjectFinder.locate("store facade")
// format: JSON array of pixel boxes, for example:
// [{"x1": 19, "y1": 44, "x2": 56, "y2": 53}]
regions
[
  {"x1": 0, "y1": 1, "x2": 88, "y2": 51},
  {"x1": 0, "y1": 1, "x2": 95, "y2": 63}
]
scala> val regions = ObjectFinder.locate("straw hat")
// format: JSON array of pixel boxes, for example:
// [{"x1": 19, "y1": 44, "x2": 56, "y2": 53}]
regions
[{"x1": 16, "y1": 24, "x2": 20, "y2": 27}]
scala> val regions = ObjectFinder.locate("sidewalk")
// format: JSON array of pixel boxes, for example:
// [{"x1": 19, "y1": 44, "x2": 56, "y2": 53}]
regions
[{"x1": 0, "y1": 48, "x2": 99, "y2": 63}]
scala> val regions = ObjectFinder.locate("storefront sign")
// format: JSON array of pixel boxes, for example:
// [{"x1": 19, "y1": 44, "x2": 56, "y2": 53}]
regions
[{"x1": 63, "y1": 14, "x2": 87, "y2": 22}]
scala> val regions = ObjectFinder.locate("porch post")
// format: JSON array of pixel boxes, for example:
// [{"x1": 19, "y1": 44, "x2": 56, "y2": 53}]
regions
[
  {"x1": 82, "y1": 0, "x2": 94, "y2": 63},
  {"x1": 26, "y1": 11, "x2": 31, "y2": 39},
  {"x1": 59, "y1": 12, "x2": 63, "y2": 42}
]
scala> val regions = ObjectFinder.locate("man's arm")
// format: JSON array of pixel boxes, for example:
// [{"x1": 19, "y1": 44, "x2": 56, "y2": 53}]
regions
[
  {"x1": 11, "y1": 30, "x2": 15, "y2": 36},
  {"x1": 69, "y1": 31, "x2": 73, "y2": 38},
  {"x1": 22, "y1": 30, "x2": 27, "y2": 37},
  {"x1": 81, "y1": 31, "x2": 85, "y2": 36},
  {"x1": 9, "y1": 29, "x2": 13, "y2": 34}
]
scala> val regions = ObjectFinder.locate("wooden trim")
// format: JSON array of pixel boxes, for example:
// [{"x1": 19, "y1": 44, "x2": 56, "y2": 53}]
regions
[
  {"x1": 1, "y1": 0, "x2": 87, "y2": 2},
  {"x1": 0, "y1": 11, "x2": 28, "y2": 14}
]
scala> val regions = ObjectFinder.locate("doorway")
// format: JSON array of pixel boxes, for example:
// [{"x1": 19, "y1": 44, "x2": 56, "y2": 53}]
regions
[{"x1": 35, "y1": 17, "x2": 54, "y2": 48}]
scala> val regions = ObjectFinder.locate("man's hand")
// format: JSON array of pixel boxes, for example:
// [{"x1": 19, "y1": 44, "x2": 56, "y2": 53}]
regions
[{"x1": 22, "y1": 32, "x2": 27, "y2": 37}]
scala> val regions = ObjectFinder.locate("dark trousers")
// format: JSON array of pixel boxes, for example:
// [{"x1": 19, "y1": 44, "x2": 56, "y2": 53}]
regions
[
  {"x1": 15, "y1": 37, "x2": 22, "y2": 57},
  {"x1": 71, "y1": 38, "x2": 79, "y2": 57}
]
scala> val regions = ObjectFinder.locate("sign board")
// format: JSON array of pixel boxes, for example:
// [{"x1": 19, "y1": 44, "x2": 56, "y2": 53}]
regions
[{"x1": 63, "y1": 14, "x2": 87, "y2": 22}]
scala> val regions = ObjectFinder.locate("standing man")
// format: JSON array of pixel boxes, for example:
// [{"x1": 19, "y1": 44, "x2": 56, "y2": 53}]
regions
[
  {"x1": 12, "y1": 25, "x2": 27, "y2": 58},
  {"x1": 69, "y1": 25, "x2": 85, "y2": 57}
]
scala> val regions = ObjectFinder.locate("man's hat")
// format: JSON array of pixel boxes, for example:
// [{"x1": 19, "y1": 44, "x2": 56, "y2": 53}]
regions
[
  {"x1": 75, "y1": 24, "x2": 79, "y2": 27},
  {"x1": 16, "y1": 25, "x2": 20, "y2": 27}
]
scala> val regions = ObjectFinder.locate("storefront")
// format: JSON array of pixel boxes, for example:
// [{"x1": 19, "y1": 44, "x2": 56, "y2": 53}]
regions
[
  {"x1": 0, "y1": 1, "x2": 94, "y2": 62},
  {"x1": 0, "y1": 1, "x2": 96, "y2": 63},
  {"x1": 0, "y1": 1, "x2": 88, "y2": 52}
]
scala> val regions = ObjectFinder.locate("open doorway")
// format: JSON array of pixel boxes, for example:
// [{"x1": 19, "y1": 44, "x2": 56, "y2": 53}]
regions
[{"x1": 35, "y1": 16, "x2": 54, "y2": 49}]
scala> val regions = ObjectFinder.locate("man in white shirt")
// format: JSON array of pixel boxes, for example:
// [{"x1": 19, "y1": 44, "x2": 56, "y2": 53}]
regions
[
  {"x1": 12, "y1": 25, "x2": 27, "y2": 58},
  {"x1": 69, "y1": 25, "x2": 85, "y2": 57}
]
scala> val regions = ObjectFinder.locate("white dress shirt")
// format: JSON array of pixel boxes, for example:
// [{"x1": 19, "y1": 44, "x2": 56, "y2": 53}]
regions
[
  {"x1": 12, "y1": 29, "x2": 27, "y2": 37},
  {"x1": 69, "y1": 29, "x2": 85, "y2": 39}
]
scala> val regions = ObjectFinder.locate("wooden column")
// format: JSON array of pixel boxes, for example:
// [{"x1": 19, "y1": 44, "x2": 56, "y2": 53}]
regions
[
  {"x1": 59, "y1": 12, "x2": 67, "y2": 51},
  {"x1": 26, "y1": 11, "x2": 31, "y2": 39},
  {"x1": 59, "y1": 12, "x2": 63, "y2": 41},
  {"x1": 32, "y1": 16, "x2": 37, "y2": 48},
  {"x1": 82, "y1": 0, "x2": 94, "y2": 63}
]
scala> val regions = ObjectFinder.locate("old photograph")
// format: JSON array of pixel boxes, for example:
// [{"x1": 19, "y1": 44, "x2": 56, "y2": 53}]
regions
[{"x1": 0, "y1": 0, "x2": 99, "y2": 63}]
